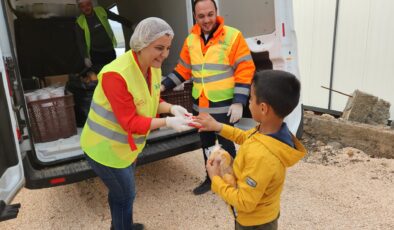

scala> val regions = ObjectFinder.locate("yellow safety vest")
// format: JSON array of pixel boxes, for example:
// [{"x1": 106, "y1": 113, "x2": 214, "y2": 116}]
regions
[
  {"x1": 188, "y1": 26, "x2": 240, "y2": 102},
  {"x1": 80, "y1": 51, "x2": 161, "y2": 168},
  {"x1": 76, "y1": 6, "x2": 117, "y2": 58}
]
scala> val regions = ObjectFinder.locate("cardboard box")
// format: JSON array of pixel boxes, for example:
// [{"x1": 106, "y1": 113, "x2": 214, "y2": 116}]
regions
[{"x1": 44, "y1": 74, "x2": 69, "y2": 87}]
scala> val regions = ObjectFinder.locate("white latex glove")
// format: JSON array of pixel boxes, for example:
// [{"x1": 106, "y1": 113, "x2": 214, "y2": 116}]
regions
[
  {"x1": 227, "y1": 103, "x2": 243, "y2": 123},
  {"x1": 165, "y1": 116, "x2": 193, "y2": 132},
  {"x1": 160, "y1": 84, "x2": 166, "y2": 92},
  {"x1": 170, "y1": 105, "x2": 192, "y2": 117},
  {"x1": 84, "y1": 58, "x2": 92, "y2": 68}
]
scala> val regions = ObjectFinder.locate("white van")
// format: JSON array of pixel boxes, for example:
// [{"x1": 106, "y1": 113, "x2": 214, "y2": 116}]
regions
[{"x1": 0, "y1": 0, "x2": 302, "y2": 221}]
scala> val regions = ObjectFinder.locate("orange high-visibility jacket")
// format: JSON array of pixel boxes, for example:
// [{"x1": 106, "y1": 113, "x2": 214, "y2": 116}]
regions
[{"x1": 165, "y1": 17, "x2": 255, "y2": 108}]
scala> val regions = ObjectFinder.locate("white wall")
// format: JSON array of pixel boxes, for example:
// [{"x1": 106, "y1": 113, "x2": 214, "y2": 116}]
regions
[
  {"x1": 294, "y1": 0, "x2": 394, "y2": 119},
  {"x1": 294, "y1": 0, "x2": 337, "y2": 109}
]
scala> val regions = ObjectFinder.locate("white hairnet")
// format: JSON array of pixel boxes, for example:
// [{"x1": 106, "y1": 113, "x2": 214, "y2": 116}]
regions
[
  {"x1": 76, "y1": 0, "x2": 91, "y2": 4},
  {"x1": 130, "y1": 17, "x2": 174, "y2": 52}
]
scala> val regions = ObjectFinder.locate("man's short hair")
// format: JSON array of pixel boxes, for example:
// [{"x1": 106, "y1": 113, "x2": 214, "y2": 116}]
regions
[
  {"x1": 252, "y1": 70, "x2": 301, "y2": 118},
  {"x1": 192, "y1": 0, "x2": 217, "y2": 14},
  {"x1": 76, "y1": 0, "x2": 91, "y2": 4}
]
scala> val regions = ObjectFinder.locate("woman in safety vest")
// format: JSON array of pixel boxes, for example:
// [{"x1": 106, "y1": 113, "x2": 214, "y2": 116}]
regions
[{"x1": 80, "y1": 17, "x2": 193, "y2": 230}]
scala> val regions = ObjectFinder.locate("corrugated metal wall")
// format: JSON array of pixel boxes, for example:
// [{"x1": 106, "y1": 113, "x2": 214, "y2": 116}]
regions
[{"x1": 294, "y1": 0, "x2": 394, "y2": 119}]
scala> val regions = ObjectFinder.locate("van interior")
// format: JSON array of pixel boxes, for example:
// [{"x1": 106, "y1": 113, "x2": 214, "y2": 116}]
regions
[{"x1": 2, "y1": 0, "x2": 291, "y2": 168}]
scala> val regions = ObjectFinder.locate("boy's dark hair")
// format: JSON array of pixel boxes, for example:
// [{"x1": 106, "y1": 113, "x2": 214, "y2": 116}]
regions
[
  {"x1": 193, "y1": 0, "x2": 217, "y2": 14},
  {"x1": 252, "y1": 70, "x2": 300, "y2": 118}
]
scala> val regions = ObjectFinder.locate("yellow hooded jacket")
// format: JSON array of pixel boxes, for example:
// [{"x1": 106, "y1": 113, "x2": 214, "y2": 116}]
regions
[{"x1": 211, "y1": 124, "x2": 306, "y2": 226}]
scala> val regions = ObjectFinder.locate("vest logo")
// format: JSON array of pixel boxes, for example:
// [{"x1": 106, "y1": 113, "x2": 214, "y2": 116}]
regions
[
  {"x1": 154, "y1": 83, "x2": 160, "y2": 90},
  {"x1": 135, "y1": 98, "x2": 146, "y2": 107}
]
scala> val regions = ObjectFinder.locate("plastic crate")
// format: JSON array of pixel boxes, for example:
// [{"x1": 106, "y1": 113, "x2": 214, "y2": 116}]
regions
[
  {"x1": 27, "y1": 94, "x2": 77, "y2": 143},
  {"x1": 160, "y1": 82, "x2": 193, "y2": 115}
]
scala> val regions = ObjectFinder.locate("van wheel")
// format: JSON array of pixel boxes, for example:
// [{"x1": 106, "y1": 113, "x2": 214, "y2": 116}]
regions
[{"x1": 296, "y1": 106, "x2": 304, "y2": 139}]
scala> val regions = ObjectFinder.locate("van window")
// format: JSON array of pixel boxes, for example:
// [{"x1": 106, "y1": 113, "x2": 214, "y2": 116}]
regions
[
  {"x1": 109, "y1": 5, "x2": 125, "y2": 57},
  {"x1": 219, "y1": 0, "x2": 275, "y2": 37}
]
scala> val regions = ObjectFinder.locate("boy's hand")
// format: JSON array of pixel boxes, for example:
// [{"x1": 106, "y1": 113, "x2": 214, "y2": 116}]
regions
[
  {"x1": 206, "y1": 159, "x2": 221, "y2": 180},
  {"x1": 194, "y1": 113, "x2": 223, "y2": 132}
]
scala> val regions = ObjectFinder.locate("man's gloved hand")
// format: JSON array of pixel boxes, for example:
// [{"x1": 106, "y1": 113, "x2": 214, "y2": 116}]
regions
[
  {"x1": 227, "y1": 103, "x2": 243, "y2": 123},
  {"x1": 165, "y1": 116, "x2": 193, "y2": 132},
  {"x1": 84, "y1": 58, "x2": 93, "y2": 68},
  {"x1": 160, "y1": 84, "x2": 166, "y2": 92},
  {"x1": 170, "y1": 105, "x2": 192, "y2": 117}
]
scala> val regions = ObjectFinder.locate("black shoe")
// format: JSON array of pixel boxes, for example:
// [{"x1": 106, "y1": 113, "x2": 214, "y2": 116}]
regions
[
  {"x1": 110, "y1": 223, "x2": 144, "y2": 230},
  {"x1": 192, "y1": 177, "x2": 211, "y2": 195},
  {"x1": 132, "y1": 223, "x2": 144, "y2": 230}
]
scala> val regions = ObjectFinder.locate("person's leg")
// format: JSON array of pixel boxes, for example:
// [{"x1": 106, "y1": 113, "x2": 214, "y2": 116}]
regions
[
  {"x1": 192, "y1": 108, "x2": 216, "y2": 195},
  {"x1": 235, "y1": 215, "x2": 279, "y2": 230},
  {"x1": 212, "y1": 113, "x2": 236, "y2": 158},
  {"x1": 192, "y1": 129, "x2": 217, "y2": 195},
  {"x1": 85, "y1": 154, "x2": 135, "y2": 230}
]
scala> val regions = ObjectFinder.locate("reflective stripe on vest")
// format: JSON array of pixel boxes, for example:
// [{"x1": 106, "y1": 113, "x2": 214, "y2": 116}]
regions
[
  {"x1": 192, "y1": 104, "x2": 230, "y2": 114},
  {"x1": 86, "y1": 118, "x2": 145, "y2": 145},
  {"x1": 167, "y1": 72, "x2": 183, "y2": 86},
  {"x1": 80, "y1": 51, "x2": 161, "y2": 168},
  {"x1": 76, "y1": 6, "x2": 116, "y2": 58},
  {"x1": 192, "y1": 63, "x2": 232, "y2": 72},
  {"x1": 234, "y1": 87, "x2": 250, "y2": 96},
  {"x1": 89, "y1": 102, "x2": 145, "y2": 144},
  {"x1": 233, "y1": 54, "x2": 253, "y2": 70},
  {"x1": 178, "y1": 58, "x2": 191, "y2": 70},
  {"x1": 192, "y1": 70, "x2": 233, "y2": 83}
]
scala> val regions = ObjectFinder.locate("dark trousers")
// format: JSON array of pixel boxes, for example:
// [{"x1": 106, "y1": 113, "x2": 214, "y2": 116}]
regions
[
  {"x1": 85, "y1": 154, "x2": 136, "y2": 230},
  {"x1": 235, "y1": 216, "x2": 278, "y2": 230},
  {"x1": 193, "y1": 111, "x2": 236, "y2": 178},
  {"x1": 90, "y1": 49, "x2": 116, "y2": 73}
]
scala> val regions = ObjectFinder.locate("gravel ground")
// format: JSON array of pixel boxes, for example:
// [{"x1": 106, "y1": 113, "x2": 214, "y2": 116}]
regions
[{"x1": 1, "y1": 141, "x2": 393, "y2": 230}]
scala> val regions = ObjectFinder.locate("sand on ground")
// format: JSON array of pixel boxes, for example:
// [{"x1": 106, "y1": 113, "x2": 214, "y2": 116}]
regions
[{"x1": 1, "y1": 143, "x2": 393, "y2": 230}]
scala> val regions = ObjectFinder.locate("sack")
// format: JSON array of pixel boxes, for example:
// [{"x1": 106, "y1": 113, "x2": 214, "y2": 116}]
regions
[{"x1": 208, "y1": 145, "x2": 237, "y2": 187}]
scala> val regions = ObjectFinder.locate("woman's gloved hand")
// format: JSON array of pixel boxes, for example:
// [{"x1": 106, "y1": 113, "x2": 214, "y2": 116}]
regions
[
  {"x1": 170, "y1": 105, "x2": 192, "y2": 117},
  {"x1": 165, "y1": 116, "x2": 193, "y2": 132}
]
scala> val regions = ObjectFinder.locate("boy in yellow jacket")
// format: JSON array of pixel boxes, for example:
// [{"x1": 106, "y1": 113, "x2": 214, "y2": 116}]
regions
[{"x1": 195, "y1": 70, "x2": 307, "y2": 229}]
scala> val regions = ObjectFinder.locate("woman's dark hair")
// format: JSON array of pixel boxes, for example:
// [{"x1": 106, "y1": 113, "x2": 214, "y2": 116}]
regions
[
  {"x1": 193, "y1": 0, "x2": 217, "y2": 14},
  {"x1": 252, "y1": 70, "x2": 301, "y2": 118}
]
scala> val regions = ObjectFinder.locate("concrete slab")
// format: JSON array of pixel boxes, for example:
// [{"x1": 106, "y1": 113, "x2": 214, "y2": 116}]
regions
[
  {"x1": 342, "y1": 90, "x2": 390, "y2": 125},
  {"x1": 304, "y1": 113, "x2": 394, "y2": 159}
]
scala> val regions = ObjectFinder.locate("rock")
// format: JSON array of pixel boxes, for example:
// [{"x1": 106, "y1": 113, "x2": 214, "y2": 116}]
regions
[
  {"x1": 321, "y1": 114, "x2": 335, "y2": 120},
  {"x1": 316, "y1": 140, "x2": 326, "y2": 147},
  {"x1": 344, "y1": 148, "x2": 354, "y2": 157},
  {"x1": 342, "y1": 90, "x2": 390, "y2": 125},
  {"x1": 304, "y1": 110, "x2": 315, "y2": 116},
  {"x1": 327, "y1": 141, "x2": 343, "y2": 150}
]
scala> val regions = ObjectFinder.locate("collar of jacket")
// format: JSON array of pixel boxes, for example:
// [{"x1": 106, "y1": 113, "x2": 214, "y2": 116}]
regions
[{"x1": 251, "y1": 130, "x2": 307, "y2": 168}]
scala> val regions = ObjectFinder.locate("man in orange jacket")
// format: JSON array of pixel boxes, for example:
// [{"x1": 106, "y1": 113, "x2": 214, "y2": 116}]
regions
[{"x1": 161, "y1": 0, "x2": 255, "y2": 195}]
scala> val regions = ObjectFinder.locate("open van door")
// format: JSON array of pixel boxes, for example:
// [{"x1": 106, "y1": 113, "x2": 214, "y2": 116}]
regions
[
  {"x1": 218, "y1": 0, "x2": 303, "y2": 136},
  {"x1": 0, "y1": 70, "x2": 24, "y2": 221},
  {"x1": 0, "y1": 0, "x2": 23, "y2": 222}
]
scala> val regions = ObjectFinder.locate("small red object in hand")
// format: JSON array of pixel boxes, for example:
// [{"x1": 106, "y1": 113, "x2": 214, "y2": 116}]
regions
[{"x1": 188, "y1": 122, "x2": 202, "y2": 129}]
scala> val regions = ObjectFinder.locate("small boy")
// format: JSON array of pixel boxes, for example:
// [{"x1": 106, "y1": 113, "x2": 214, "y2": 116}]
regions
[{"x1": 195, "y1": 70, "x2": 307, "y2": 230}]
